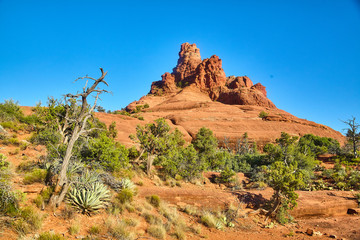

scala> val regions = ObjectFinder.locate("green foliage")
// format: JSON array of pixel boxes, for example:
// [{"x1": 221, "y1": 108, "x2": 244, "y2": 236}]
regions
[
  {"x1": 83, "y1": 132, "x2": 129, "y2": 172},
  {"x1": 0, "y1": 99, "x2": 24, "y2": 122},
  {"x1": 218, "y1": 166, "x2": 236, "y2": 184},
  {"x1": 258, "y1": 111, "x2": 268, "y2": 119},
  {"x1": 0, "y1": 157, "x2": 19, "y2": 215},
  {"x1": 322, "y1": 162, "x2": 360, "y2": 190},
  {"x1": 116, "y1": 188, "x2": 134, "y2": 204},
  {"x1": 264, "y1": 132, "x2": 318, "y2": 185},
  {"x1": 66, "y1": 182, "x2": 111, "y2": 215},
  {"x1": 89, "y1": 225, "x2": 101, "y2": 235},
  {"x1": 266, "y1": 161, "x2": 305, "y2": 223},
  {"x1": 159, "y1": 144, "x2": 205, "y2": 181},
  {"x1": 192, "y1": 127, "x2": 218, "y2": 169},
  {"x1": 298, "y1": 134, "x2": 340, "y2": 156},
  {"x1": 120, "y1": 178, "x2": 136, "y2": 191},
  {"x1": 34, "y1": 187, "x2": 53, "y2": 208},
  {"x1": 23, "y1": 168, "x2": 47, "y2": 184},
  {"x1": 147, "y1": 195, "x2": 161, "y2": 208},
  {"x1": 12, "y1": 206, "x2": 44, "y2": 236},
  {"x1": 107, "y1": 121, "x2": 117, "y2": 139}
]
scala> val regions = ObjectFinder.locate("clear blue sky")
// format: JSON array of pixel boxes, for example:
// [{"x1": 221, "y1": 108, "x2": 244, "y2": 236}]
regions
[{"x1": 0, "y1": 0, "x2": 359, "y2": 133}]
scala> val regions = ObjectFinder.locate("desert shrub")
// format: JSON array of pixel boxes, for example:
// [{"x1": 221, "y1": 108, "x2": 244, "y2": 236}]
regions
[
  {"x1": 116, "y1": 188, "x2": 134, "y2": 204},
  {"x1": 218, "y1": 166, "x2": 236, "y2": 184},
  {"x1": 192, "y1": 127, "x2": 218, "y2": 169},
  {"x1": 66, "y1": 182, "x2": 111, "y2": 215},
  {"x1": 83, "y1": 132, "x2": 129, "y2": 172},
  {"x1": 147, "y1": 195, "x2": 161, "y2": 208},
  {"x1": 89, "y1": 225, "x2": 101, "y2": 235},
  {"x1": 23, "y1": 168, "x2": 47, "y2": 184},
  {"x1": 0, "y1": 182, "x2": 19, "y2": 215},
  {"x1": 200, "y1": 212, "x2": 218, "y2": 228},
  {"x1": 12, "y1": 206, "x2": 44, "y2": 235},
  {"x1": 322, "y1": 162, "x2": 360, "y2": 190},
  {"x1": 69, "y1": 222, "x2": 80, "y2": 235},
  {"x1": 172, "y1": 227, "x2": 186, "y2": 240},
  {"x1": 30, "y1": 128, "x2": 61, "y2": 146},
  {"x1": 38, "y1": 231, "x2": 66, "y2": 240},
  {"x1": 142, "y1": 212, "x2": 162, "y2": 225},
  {"x1": 0, "y1": 121, "x2": 24, "y2": 132},
  {"x1": 34, "y1": 187, "x2": 53, "y2": 208},
  {"x1": 266, "y1": 161, "x2": 305, "y2": 224},
  {"x1": 258, "y1": 111, "x2": 268, "y2": 119},
  {"x1": 124, "y1": 218, "x2": 139, "y2": 227},
  {"x1": 106, "y1": 219, "x2": 134, "y2": 240},
  {"x1": 2, "y1": 137, "x2": 20, "y2": 146},
  {"x1": 147, "y1": 224, "x2": 166, "y2": 239},
  {"x1": 181, "y1": 205, "x2": 198, "y2": 216},
  {"x1": 0, "y1": 157, "x2": 19, "y2": 215},
  {"x1": 0, "y1": 99, "x2": 24, "y2": 122},
  {"x1": 159, "y1": 144, "x2": 206, "y2": 181},
  {"x1": 299, "y1": 134, "x2": 340, "y2": 156}
]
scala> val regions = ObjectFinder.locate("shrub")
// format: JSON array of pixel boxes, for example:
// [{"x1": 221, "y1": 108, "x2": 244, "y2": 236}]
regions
[
  {"x1": 173, "y1": 226, "x2": 186, "y2": 240},
  {"x1": 0, "y1": 99, "x2": 24, "y2": 122},
  {"x1": 0, "y1": 182, "x2": 18, "y2": 215},
  {"x1": 23, "y1": 168, "x2": 47, "y2": 184},
  {"x1": 66, "y1": 182, "x2": 111, "y2": 215},
  {"x1": 38, "y1": 231, "x2": 67, "y2": 240},
  {"x1": 142, "y1": 212, "x2": 162, "y2": 225},
  {"x1": 147, "y1": 195, "x2": 161, "y2": 208},
  {"x1": 258, "y1": 111, "x2": 268, "y2": 119},
  {"x1": 69, "y1": 223, "x2": 80, "y2": 235},
  {"x1": 181, "y1": 205, "x2": 198, "y2": 216},
  {"x1": 116, "y1": 188, "x2": 134, "y2": 204},
  {"x1": 89, "y1": 225, "x2": 101, "y2": 235},
  {"x1": 200, "y1": 212, "x2": 217, "y2": 228},
  {"x1": 84, "y1": 133, "x2": 129, "y2": 172},
  {"x1": 13, "y1": 206, "x2": 43, "y2": 235},
  {"x1": 218, "y1": 166, "x2": 236, "y2": 184},
  {"x1": 147, "y1": 224, "x2": 166, "y2": 239},
  {"x1": 107, "y1": 219, "x2": 134, "y2": 240}
]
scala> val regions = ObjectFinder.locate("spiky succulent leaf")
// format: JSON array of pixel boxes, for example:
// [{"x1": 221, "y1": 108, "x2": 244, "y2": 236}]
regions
[{"x1": 66, "y1": 182, "x2": 111, "y2": 215}]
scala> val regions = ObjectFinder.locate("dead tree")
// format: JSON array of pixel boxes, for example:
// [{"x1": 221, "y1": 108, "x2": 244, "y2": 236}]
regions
[
  {"x1": 343, "y1": 117, "x2": 360, "y2": 158},
  {"x1": 49, "y1": 68, "x2": 108, "y2": 207}
]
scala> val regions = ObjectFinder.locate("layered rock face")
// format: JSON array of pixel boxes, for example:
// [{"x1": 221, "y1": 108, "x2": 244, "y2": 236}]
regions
[{"x1": 150, "y1": 43, "x2": 275, "y2": 108}]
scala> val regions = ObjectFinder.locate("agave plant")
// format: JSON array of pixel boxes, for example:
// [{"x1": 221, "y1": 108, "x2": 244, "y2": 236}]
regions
[
  {"x1": 66, "y1": 182, "x2": 111, "y2": 215},
  {"x1": 120, "y1": 178, "x2": 135, "y2": 191}
]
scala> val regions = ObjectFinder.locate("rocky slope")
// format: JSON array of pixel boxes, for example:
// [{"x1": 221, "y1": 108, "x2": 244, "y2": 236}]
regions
[{"x1": 97, "y1": 43, "x2": 345, "y2": 147}]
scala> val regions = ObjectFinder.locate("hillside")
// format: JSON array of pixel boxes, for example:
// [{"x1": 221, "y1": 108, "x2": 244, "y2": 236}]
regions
[{"x1": 95, "y1": 43, "x2": 345, "y2": 148}]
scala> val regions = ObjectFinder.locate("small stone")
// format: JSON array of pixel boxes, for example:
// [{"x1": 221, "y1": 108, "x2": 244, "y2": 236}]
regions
[
  {"x1": 306, "y1": 228, "x2": 314, "y2": 236},
  {"x1": 313, "y1": 231, "x2": 322, "y2": 236},
  {"x1": 329, "y1": 235, "x2": 337, "y2": 239}
]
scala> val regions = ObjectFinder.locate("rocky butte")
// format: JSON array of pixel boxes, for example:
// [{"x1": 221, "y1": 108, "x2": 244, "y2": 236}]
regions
[{"x1": 96, "y1": 43, "x2": 345, "y2": 147}]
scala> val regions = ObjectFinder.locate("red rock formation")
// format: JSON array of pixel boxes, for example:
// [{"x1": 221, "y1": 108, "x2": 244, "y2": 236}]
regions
[
  {"x1": 194, "y1": 55, "x2": 227, "y2": 90},
  {"x1": 172, "y1": 43, "x2": 202, "y2": 83},
  {"x1": 251, "y1": 83, "x2": 267, "y2": 97},
  {"x1": 227, "y1": 76, "x2": 254, "y2": 89},
  {"x1": 149, "y1": 42, "x2": 275, "y2": 108}
]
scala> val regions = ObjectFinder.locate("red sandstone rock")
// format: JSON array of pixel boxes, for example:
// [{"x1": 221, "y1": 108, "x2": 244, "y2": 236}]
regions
[
  {"x1": 251, "y1": 83, "x2": 267, "y2": 97},
  {"x1": 172, "y1": 42, "x2": 202, "y2": 83},
  {"x1": 226, "y1": 76, "x2": 254, "y2": 89},
  {"x1": 150, "y1": 42, "x2": 276, "y2": 107},
  {"x1": 194, "y1": 55, "x2": 227, "y2": 90}
]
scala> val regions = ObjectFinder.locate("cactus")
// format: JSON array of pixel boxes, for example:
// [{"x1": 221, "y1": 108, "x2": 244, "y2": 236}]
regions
[{"x1": 66, "y1": 182, "x2": 111, "y2": 215}]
